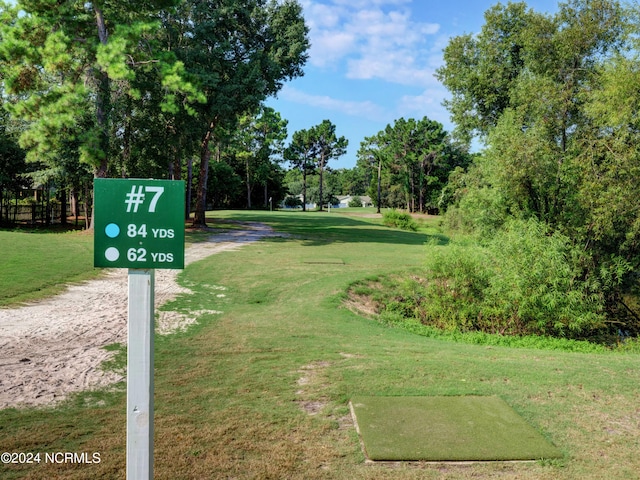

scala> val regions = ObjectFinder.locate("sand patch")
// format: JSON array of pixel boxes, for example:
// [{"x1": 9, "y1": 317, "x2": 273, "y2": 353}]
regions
[{"x1": 0, "y1": 222, "x2": 281, "y2": 409}]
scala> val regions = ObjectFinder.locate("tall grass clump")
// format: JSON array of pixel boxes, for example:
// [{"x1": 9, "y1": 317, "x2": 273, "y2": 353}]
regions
[
  {"x1": 382, "y1": 209, "x2": 418, "y2": 231},
  {"x1": 402, "y1": 218, "x2": 606, "y2": 338}
]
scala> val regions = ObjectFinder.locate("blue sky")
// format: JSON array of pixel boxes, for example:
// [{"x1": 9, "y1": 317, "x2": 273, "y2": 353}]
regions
[{"x1": 266, "y1": 0, "x2": 562, "y2": 169}]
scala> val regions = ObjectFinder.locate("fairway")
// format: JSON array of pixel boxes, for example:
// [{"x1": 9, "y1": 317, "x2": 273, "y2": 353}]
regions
[{"x1": 1, "y1": 211, "x2": 639, "y2": 480}]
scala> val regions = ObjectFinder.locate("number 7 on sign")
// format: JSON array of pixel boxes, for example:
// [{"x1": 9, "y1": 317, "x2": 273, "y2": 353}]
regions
[{"x1": 125, "y1": 185, "x2": 165, "y2": 213}]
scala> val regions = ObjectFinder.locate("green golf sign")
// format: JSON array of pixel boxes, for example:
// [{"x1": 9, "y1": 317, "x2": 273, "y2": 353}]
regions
[{"x1": 94, "y1": 179, "x2": 185, "y2": 269}]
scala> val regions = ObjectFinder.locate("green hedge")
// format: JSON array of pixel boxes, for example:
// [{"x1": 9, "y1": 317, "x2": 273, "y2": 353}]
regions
[{"x1": 382, "y1": 209, "x2": 418, "y2": 231}]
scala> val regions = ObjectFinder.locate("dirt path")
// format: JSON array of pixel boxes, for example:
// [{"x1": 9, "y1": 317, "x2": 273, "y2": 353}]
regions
[{"x1": 0, "y1": 223, "x2": 279, "y2": 409}]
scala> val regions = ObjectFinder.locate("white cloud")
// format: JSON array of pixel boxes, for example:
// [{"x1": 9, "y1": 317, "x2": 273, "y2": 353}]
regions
[
  {"x1": 331, "y1": 0, "x2": 411, "y2": 7},
  {"x1": 311, "y1": 31, "x2": 356, "y2": 68},
  {"x1": 279, "y1": 85, "x2": 386, "y2": 120},
  {"x1": 396, "y1": 88, "x2": 451, "y2": 126},
  {"x1": 302, "y1": 1, "x2": 343, "y2": 29},
  {"x1": 347, "y1": 53, "x2": 436, "y2": 87},
  {"x1": 301, "y1": 0, "x2": 440, "y2": 88}
]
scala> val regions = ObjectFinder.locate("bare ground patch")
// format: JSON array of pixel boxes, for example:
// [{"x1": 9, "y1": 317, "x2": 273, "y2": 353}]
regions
[{"x1": 0, "y1": 223, "x2": 282, "y2": 409}]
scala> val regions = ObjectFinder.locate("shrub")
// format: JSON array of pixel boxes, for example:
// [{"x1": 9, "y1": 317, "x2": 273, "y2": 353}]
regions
[
  {"x1": 382, "y1": 209, "x2": 418, "y2": 231},
  {"x1": 482, "y1": 219, "x2": 605, "y2": 336},
  {"x1": 348, "y1": 196, "x2": 362, "y2": 207},
  {"x1": 444, "y1": 186, "x2": 508, "y2": 237},
  {"x1": 416, "y1": 243, "x2": 490, "y2": 332},
  {"x1": 283, "y1": 196, "x2": 302, "y2": 208},
  {"x1": 401, "y1": 218, "x2": 606, "y2": 338}
]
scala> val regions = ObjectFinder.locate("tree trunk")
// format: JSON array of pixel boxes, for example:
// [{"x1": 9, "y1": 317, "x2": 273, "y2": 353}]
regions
[
  {"x1": 168, "y1": 152, "x2": 175, "y2": 180},
  {"x1": 90, "y1": 6, "x2": 110, "y2": 231},
  {"x1": 246, "y1": 158, "x2": 252, "y2": 209},
  {"x1": 71, "y1": 188, "x2": 79, "y2": 226},
  {"x1": 93, "y1": 6, "x2": 110, "y2": 181},
  {"x1": 419, "y1": 168, "x2": 424, "y2": 214},
  {"x1": 185, "y1": 157, "x2": 193, "y2": 220},
  {"x1": 302, "y1": 168, "x2": 307, "y2": 212},
  {"x1": 193, "y1": 122, "x2": 215, "y2": 227},
  {"x1": 83, "y1": 183, "x2": 90, "y2": 230},
  {"x1": 318, "y1": 155, "x2": 325, "y2": 211},
  {"x1": 377, "y1": 156, "x2": 382, "y2": 214},
  {"x1": 89, "y1": 178, "x2": 97, "y2": 230},
  {"x1": 122, "y1": 97, "x2": 132, "y2": 178},
  {"x1": 410, "y1": 168, "x2": 416, "y2": 213},
  {"x1": 45, "y1": 181, "x2": 51, "y2": 226},
  {"x1": 412, "y1": 178, "x2": 416, "y2": 213},
  {"x1": 422, "y1": 156, "x2": 434, "y2": 214},
  {"x1": 60, "y1": 187, "x2": 67, "y2": 225}
]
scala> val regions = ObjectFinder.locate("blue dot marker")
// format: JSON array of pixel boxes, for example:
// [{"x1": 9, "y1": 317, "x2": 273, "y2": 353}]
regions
[{"x1": 105, "y1": 223, "x2": 120, "y2": 238}]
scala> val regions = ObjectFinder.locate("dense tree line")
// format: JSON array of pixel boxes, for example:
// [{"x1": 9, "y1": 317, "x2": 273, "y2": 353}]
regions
[
  {"x1": 433, "y1": 0, "x2": 640, "y2": 337},
  {"x1": 3, "y1": 0, "x2": 637, "y2": 340},
  {"x1": 279, "y1": 116, "x2": 467, "y2": 214},
  {"x1": 356, "y1": 117, "x2": 470, "y2": 214},
  {"x1": 0, "y1": 0, "x2": 309, "y2": 227},
  {"x1": 0, "y1": 0, "x2": 467, "y2": 228}
]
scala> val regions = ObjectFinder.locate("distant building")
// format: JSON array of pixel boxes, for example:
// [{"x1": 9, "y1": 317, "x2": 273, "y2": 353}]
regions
[
  {"x1": 334, "y1": 195, "x2": 373, "y2": 208},
  {"x1": 281, "y1": 194, "x2": 316, "y2": 210},
  {"x1": 281, "y1": 194, "x2": 373, "y2": 210}
]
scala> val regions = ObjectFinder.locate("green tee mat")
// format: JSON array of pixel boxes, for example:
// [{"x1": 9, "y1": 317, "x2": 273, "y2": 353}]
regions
[{"x1": 349, "y1": 396, "x2": 562, "y2": 462}]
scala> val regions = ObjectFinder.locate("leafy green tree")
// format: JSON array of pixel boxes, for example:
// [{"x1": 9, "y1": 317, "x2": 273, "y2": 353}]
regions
[
  {"x1": 0, "y1": 106, "x2": 26, "y2": 224},
  {"x1": 439, "y1": 0, "x2": 639, "y2": 332},
  {"x1": 0, "y1": 0, "x2": 205, "y2": 229},
  {"x1": 283, "y1": 168, "x2": 303, "y2": 195},
  {"x1": 168, "y1": 0, "x2": 308, "y2": 226},
  {"x1": 207, "y1": 159, "x2": 243, "y2": 209},
  {"x1": 435, "y1": 2, "x2": 539, "y2": 143},
  {"x1": 357, "y1": 132, "x2": 390, "y2": 213},
  {"x1": 306, "y1": 120, "x2": 347, "y2": 211},
  {"x1": 358, "y1": 117, "x2": 458, "y2": 213},
  {"x1": 0, "y1": 0, "x2": 200, "y2": 177},
  {"x1": 333, "y1": 167, "x2": 369, "y2": 196},
  {"x1": 348, "y1": 196, "x2": 363, "y2": 208},
  {"x1": 442, "y1": 0, "x2": 630, "y2": 231},
  {"x1": 231, "y1": 106, "x2": 288, "y2": 209},
  {"x1": 284, "y1": 128, "x2": 317, "y2": 211},
  {"x1": 574, "y1": 52, "x2": 640, "y2": 321},
  {"x1": 283, "y1": 195, "x2": 302, "y2": 208},
  {"x1": 436, "y1": 0, "x2": 627, "y2": 146}
]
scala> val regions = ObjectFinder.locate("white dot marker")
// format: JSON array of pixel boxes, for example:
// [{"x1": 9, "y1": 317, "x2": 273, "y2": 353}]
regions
[{"x1": 105, "y1": 247, "x2": 120, "y2": 262}]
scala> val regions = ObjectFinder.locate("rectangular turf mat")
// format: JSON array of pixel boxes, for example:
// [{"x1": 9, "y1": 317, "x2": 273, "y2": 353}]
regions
[{"x1": 350, "y1": 396, "x2": 562, "y2": 462}]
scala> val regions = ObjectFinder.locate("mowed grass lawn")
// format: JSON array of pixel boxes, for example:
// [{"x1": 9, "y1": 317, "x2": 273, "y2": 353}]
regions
[
  {"x1": 1, "y1": 211, "x2": 639, "y2": 479},
  {"x1": 0, "y1": 229, "x2": 98, "y2": 306}
]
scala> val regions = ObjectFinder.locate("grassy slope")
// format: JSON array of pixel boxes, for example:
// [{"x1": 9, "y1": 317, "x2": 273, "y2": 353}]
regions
[
  {"x1": 1, "y1": 211, "x2": 639, "y2": 479},
  {"x1": 0, "y1": 229, "x2": 98, "y2": 306}
]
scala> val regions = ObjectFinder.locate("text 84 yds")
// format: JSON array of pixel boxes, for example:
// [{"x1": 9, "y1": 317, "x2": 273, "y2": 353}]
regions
[{"x1": 126, "y1": 224, "x2": 175, "y2": 239}]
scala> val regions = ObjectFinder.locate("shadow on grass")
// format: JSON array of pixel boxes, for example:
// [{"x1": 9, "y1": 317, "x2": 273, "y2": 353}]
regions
[
  {"x1": 0, "y1": 223, "x2": 88, "y2": 234},
  {"x1": 201, "y1": 210, "x2": 449, "y2": 247}
]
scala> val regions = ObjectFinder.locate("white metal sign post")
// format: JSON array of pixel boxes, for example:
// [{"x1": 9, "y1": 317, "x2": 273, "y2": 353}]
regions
[
  {"x1": 94, "y1": 179, "x2": 185, "y2": 480},
  {"x1": 127, "y1": 268, "x2": 155, "y2": 479}
]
